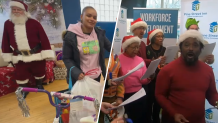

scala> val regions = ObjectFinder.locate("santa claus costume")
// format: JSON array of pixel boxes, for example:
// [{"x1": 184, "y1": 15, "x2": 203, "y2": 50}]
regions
[{"x1": 1, "y1": 0, "x2": 54, "y2": 98}]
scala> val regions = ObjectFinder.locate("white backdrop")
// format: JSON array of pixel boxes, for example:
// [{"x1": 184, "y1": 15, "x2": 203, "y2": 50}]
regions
[
  {"x1": 181, "y1": 0, "x2": 218, "y2": 122},
  {"x1": 113, "y1": 7, "x2": 127, "y2": 54}
]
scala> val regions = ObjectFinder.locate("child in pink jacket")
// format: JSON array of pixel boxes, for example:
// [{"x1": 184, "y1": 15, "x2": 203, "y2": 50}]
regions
[{"x1": 119, "y1": 35, "x2": 152, "y2": 123}]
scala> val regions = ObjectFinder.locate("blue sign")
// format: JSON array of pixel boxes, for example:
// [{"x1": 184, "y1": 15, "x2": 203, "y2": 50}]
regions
[
  {"x1": 209, "y1": 22, "x2": 218, "y2": 33},
  {"x1": 133, "y1": 9, "x2": 178, "y2": 38},
  {"x1": 205, "y1": 109, "x2": 213, "y2": 120},
  {"x1": 203, "y1": 22, "x2": 218, "y2": 40},
  {"x1": 121, "y1": 10, "x2": 124, "y2": 18},
  {"x1": 192, "y1": 0, "x2": 200, "y2": 11},
  {"x1": 116, "y1": 28, "x2": 119, "y2": 37}
]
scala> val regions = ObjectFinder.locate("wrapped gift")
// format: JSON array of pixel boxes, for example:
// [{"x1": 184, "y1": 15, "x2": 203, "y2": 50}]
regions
[
  {"x1": 43, "y1": 61, "x2": 55, "y2": 84},
  {"x1": 0, "y1": 67, "x2": 37, "y2": 97},
  {"x1": 53, "y1": 67, "x2": 67, "y2": 80},
  {"x1": 0, "y1": 67, "x2": 18, "y2": 97}
]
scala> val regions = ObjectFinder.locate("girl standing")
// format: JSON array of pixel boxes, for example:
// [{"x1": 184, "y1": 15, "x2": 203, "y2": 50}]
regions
[{"x1": 62, "y1": 6, "x2": 111, "y2": 85}]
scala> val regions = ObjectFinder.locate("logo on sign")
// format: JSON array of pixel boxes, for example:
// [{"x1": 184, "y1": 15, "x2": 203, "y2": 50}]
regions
[
  {"x1": 205, "y1": 109, "x2": 213, "y2": 119},
  {"x1": 192, "y1": 0, "x2": 200, "y2": 11},
  {"x1": 121, "y1": 10, "x2": 124, "y2": 18},
  {"x1": 116, "y1": 28, "x2": 119, "y2": 37},
  {"x1": 209, "y1": 22, "x2": 218, "y2": 33}
]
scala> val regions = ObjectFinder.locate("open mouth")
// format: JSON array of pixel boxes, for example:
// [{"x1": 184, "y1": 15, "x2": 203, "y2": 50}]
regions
[{"x1": 187, "y1": 52, "x2": 194, "y2": 58}]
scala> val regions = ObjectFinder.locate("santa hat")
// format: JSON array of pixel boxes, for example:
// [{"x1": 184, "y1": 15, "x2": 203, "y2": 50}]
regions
[
  {"x1": 178, "y1": 30, "x2": 204, "y2": 45},
  {"x1": 130, "y1": 18, "x2": 148, "y2": 33},
  {"x1": 121, "y1": 35, "x2": 141, "y2": 52},
  {"x1": 147, "y1": 29, "x2": 163, "y2": 45},
  {"x1": 9, "y1": 0, "x2": 31, "y2": 17}
]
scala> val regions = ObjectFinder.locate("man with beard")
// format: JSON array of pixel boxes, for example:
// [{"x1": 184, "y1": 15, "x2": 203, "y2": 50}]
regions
[
  {"x1": 1, "y1": 0, "x2": 54, "y2": 98},
  {"x1": 155, "y1": 30, "x2": 218, "y2": 123},
  {"x1": 176, "y1": 18, "x2": 214, "y2": 64}
]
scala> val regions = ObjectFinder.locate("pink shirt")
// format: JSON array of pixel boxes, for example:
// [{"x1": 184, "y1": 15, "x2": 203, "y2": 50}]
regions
[
  {"x1": 119, "y1": 53, "x2": 150, "y2": 93},
  {"x1": 68, "y1": 22, "x2": 101, "y2": 79}
]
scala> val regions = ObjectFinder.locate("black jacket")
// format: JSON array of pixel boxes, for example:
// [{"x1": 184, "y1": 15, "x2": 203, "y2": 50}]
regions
[
  {"x1": 146, "y1": 45, "x2": 166, "y2": 92},
  {"x1": 62, "y1": 27, "x2": 111, "y2": 85}
]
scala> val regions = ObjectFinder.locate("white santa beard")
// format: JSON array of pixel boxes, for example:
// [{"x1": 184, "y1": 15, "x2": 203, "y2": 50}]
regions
[{"x1": 10, "y1": 13, "x2": 28, "y2": 25}]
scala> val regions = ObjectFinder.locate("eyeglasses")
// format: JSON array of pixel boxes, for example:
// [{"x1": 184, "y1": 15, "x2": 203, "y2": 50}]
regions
[
  {"x1": 156, "y1": 35, "x2": 165, "y2": 39},
  {"x1": 136, "y1": 27, "x2": 146, "y2": 31},
  {"x1": 128, "y1": 46, "x2": 140, "y2": 50}
]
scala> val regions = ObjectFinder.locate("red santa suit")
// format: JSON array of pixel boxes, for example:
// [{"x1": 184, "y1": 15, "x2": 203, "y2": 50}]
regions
[{"x1": 1, "y1": 1, "x2": 54, "y2": 87}]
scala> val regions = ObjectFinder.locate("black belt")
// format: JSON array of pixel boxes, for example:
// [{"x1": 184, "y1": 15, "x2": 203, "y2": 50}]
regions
[{"x1": 15, "y1": 44, "x2": 41, "y2": 56}]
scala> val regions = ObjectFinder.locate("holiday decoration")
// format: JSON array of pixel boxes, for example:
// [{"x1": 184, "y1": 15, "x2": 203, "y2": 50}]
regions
[
  {"x1": 0, "y1": 0, "x2": 62, "y2": 28},
  {"x1": 22, "y1": 0, "x2": 62, "y2": 29},
  {"x1": 0, "y1": 0, "x2": 3, "y2": 13},
  {"x1": 0, "y1": 0, "x2": 7, "y2": 13}
]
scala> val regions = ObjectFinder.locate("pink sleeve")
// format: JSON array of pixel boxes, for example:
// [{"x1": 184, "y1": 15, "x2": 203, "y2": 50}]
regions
[{"x1": 140, "y1": 61, "x2": 150, "y2": 84}]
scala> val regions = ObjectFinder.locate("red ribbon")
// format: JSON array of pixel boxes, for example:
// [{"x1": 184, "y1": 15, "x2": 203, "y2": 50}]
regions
[{"x1": 85, "y1": 68, "x2": 99, "y2": 75}]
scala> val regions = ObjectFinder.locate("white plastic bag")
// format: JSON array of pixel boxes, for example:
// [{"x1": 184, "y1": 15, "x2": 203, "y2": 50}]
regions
[{"x1": 70, "y1": 76, "x2": 102, "y2": 123}]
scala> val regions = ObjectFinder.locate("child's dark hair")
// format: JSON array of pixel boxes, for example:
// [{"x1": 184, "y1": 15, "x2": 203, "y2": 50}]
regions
[
  {"x1": 80, "y1": 6, "x2": 95, "y2": 23},
  {"x1": 81, "y1": 6, "x2": 95, "y2": 15}
]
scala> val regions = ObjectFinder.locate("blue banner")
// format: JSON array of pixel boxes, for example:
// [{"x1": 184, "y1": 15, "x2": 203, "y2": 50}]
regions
[{"x1": 133, "y1": 9, "x2": 178, "y2": 39}]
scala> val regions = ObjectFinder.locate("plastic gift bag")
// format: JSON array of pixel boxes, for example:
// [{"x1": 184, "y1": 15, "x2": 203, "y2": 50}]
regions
[{"x1": 69, "y1": 76, "x2": 102, "y2": 123}]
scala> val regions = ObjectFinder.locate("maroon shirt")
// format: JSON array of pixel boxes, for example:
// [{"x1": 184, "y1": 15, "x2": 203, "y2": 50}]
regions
[
  {"x1": 137, "y1": 41, "x2": 151, "y2": 67},
  {"x1": 156, "y1": 57, "x2": 218, "y2": 123}
]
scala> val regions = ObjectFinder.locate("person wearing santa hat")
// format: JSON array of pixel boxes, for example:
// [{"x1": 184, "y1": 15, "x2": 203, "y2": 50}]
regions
[
  {"x1": 118, "y1": 35, "x2": 154, "y2": 123},
  {"x1": 146, "y1": 29, "x2": 166, "y2": 123},
  {"x1": 176, "y1": 18, "x2": 214, "y2": 64},
  {"x1": 130, "y1": 18, "x2": 151, "y2": 67},
  {"x1": 155, "y1": 30, "x2": 218, "y2": 123},
  {"x1": 131, "y1": 18, "x2": 154, "y2": 123},
  {"x1": 1, "y1": 0, "x2": 54, "y2": 98}
]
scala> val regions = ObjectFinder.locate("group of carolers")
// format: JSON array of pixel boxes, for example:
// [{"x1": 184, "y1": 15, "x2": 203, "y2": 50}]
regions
[{"x1": 100, "y1": 17, "x2": 217, "y2": 123}]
